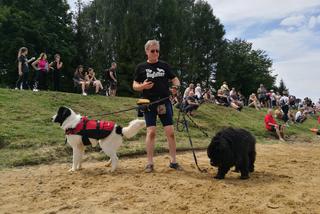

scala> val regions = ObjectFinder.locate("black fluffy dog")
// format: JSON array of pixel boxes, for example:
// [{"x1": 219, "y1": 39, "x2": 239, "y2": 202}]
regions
[{"x1": 207, "y1": 127, "x2": 256, "y2": 179}]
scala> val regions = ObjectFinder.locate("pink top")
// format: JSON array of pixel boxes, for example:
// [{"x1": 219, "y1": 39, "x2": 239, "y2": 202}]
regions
[{"x1": 38, "y1": 59, "x2": 48, "y2": 71}]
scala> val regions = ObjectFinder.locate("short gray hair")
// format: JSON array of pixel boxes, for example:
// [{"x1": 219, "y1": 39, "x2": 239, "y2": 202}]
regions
[{"x1": 145, "y1": 39, "x2": 160, "y2": 51}]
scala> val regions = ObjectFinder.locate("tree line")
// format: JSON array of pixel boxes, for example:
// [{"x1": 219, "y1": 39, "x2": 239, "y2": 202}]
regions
[{"x1": 0, "y1": 0, "x2": 280, "y2": 96}]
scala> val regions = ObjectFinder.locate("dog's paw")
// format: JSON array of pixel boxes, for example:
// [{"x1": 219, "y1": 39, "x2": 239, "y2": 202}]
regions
[
  {"x1": 68, "y1": 168, "x2": 76, "y2": 172},
  {"x1": 105, "y1": 160, "x2": 112, "y2": 167}
]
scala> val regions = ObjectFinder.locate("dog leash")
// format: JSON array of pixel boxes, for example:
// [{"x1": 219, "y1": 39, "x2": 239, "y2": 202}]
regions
[
  {"x1": 174, "y1": 92, "x2": 209, "y2": 173},
  {"x1": 87, "y1": 97, "x2": 170, "y2": 117},
  {"x1": 178, "y1": 110, "x2": 207, "y2": 173}
]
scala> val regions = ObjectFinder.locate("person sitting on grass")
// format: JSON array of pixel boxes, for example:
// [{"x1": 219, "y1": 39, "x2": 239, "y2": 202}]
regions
[
  {"x1": 183, "y1": 90, "x2": 200, "y2": 116},
  {"x1": 295, "y1": 108, "x2": 307, "y2": 123},
  {"x1": 248, "y1": 93, "x2": 261, "y2": 110},
  {"x1": 216, "y1": 89, "x2": 229, "y2": 106},
  {"x1": 229, "y1": 89, "x2": 243, "y2": 111},
  {"x1": 264, "y1": 108, "x2": 286, "y2": 141},
  {"x1": 87, "y1": 68, "x2": 103, "y2": 94},
  {"x1": 73, "y1": 65, "x2": 89, "y2": 96},
  {"x1": 203, "y1": 88, "x2": 215, "y2": 103},
  {"x1": 183, "y1": 83, "x2": 194, "y2": 99}
]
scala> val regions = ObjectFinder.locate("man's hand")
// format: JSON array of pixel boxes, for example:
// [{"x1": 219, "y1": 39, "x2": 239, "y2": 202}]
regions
[{"x1": 142, "y1": 79, "x2": 154, "y2": 90}]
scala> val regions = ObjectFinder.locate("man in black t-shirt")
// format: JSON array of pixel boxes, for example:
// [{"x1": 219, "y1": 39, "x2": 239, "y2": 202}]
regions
[{"x1": 133, "y1": 39, "x2": 181, "y2": 173}]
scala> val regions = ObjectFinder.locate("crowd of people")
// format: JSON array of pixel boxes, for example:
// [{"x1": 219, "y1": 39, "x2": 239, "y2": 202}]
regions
[
  {"x1": 169, "y1": 79, "x2": 319, "y2": 142},
  {"x1": 15, "y1": 47, "x2": 118, "y2": 96}
]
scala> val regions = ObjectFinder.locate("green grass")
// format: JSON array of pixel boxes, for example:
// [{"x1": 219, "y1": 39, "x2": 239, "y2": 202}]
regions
[{"x1": 0, "y1": 88, "x2": 318, "y2": 168}]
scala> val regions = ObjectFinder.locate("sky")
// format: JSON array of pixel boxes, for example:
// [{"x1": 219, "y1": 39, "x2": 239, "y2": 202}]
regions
[{"x1": 68, "y1": 0, "x2": 320, "y2": 102}]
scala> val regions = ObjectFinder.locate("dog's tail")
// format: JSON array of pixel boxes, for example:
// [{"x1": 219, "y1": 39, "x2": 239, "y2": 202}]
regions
[{"x1": 122, "y1": 119, "x2": 146, "y2": 139}]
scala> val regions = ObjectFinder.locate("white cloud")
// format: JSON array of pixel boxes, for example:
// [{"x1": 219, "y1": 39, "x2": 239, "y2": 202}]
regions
[
  {"x1": 273, "y1": 52, "x2": 320, "y2": 101},
  {"x1": 250, "y1": 28, "x2": 319, "y2": 60},
  {"x1": 208, "y1": 0, "x2": 320, "y2": 24},
  {"x1": 308, "y1": 15, "x2": 320, "y2": 29},
  {"x1": 280, "y1": 15, "x2": 306, "y2": 27},
  {"x1": 208, "y1": 0, "x2": 320, "y2": 101},
  {"x1": 249, "y1": 27, "x2": 320, "y2": 100}
]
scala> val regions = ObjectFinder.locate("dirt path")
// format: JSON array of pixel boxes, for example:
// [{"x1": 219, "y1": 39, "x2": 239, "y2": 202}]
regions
[{"x1": 1, "y1": 142, "x2": 320, "y2": 214}]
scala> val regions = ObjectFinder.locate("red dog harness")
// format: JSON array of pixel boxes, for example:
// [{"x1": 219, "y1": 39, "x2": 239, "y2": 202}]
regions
[{"x1": 66, "y1": 117, "x2": 117, "y2": 145}]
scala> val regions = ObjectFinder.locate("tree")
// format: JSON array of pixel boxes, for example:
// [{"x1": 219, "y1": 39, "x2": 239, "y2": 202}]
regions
[
  {"x1": 76, "y1": 0, "x2": 225, "y2": 95},
  {"x1": 216, "y1": 38, "x2": 276, "y2": 97},
  {"x1": 278, "y1": 78, "x2": 288, "y2": 95},
  {"x1": 0, "y1": 0, "x2": 75, "y2": 90}
]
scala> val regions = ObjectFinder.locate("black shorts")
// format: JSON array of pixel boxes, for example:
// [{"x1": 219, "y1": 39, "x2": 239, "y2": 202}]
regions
[
  {"x1": 144, "y1": 100, "x2": 173, "y2": 127},
  {"x1": 258, "y1": 94, "x2": 266, "y2": 102},
  {"x1": 270, "y1": 125, "x2": 282, "y2": 132},
  {"x1": 109, "y1": 81, "x2": 117, "y2": 90}
]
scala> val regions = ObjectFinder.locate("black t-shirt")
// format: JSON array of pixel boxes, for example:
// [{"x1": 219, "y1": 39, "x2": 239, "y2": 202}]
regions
[
  {"x1": 186, "y1": 95, "x2": 197, "y2": 105},
  {"x1": 107, "y1": 68, "x2": 117, "y2": 81},
  {"x1": 134, "y1": 60, "x2": 176, "y2": 101},
  {"x1": 51, "y1": 61, "x2": 62, "y2": 71},
  {"x1": 18, "y1": 55, "x2": 29, "y2": 73}
]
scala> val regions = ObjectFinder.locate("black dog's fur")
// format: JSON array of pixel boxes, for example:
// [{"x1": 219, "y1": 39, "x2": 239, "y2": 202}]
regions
[{"x1": 207, "y1": 127, "x2": 256, "y2": 179}]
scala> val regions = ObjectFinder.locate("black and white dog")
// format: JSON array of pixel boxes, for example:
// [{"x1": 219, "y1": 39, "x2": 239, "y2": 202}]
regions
[{"x1": 52, "y1": 106, "x2": 145, "y2": 172}]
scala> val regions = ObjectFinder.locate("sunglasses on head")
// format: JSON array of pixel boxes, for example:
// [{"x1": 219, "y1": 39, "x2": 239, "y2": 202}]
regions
[{"x1": 150, "y1": 49, "x2": 159, "y2": 53}]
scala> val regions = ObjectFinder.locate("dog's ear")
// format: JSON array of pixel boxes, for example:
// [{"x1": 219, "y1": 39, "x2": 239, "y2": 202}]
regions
[{"x1": 54, "y1": 106, "x2": 71, "y2": 125}]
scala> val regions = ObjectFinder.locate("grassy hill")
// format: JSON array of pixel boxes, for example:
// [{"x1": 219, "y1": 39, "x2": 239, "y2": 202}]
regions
[{"x1": 0, "y1": 88, "x2": 318, "y2": 168}]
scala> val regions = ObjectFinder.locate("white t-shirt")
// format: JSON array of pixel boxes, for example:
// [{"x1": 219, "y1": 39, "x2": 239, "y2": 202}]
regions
[
  {"x1": 183, "y1": 87, "x2": 191, "y2": 99},
  {"x1": 280, "y1": 96, "x2": 289, "y2": 106},
  {"x1": 295, "y1": 111, "x2": 302, "y2": 121},
  {"x1": 195, "y1": 86, "x2": 201, "y2": 99}
]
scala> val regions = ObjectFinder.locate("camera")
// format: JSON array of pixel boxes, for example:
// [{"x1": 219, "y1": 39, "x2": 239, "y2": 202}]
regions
[{"x1": 137, "y1": 105, "x2": 145, "y2": 117}]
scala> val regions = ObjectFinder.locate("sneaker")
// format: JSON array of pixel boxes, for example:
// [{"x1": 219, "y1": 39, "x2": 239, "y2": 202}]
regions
[
  {"x1": 33, "y1": 88, "x2": 39, "y2": 92},
  {"x1": 144, "y1": 164, "x2": 154, "y2": 173},
  {"x1": 82, "y1": 92, "x2": 87, "y2": 96},
  {"x1": 169, "y1": 162, "x2": 182, "y2": 170},
  {"x1": 14, "y1": 87, "x2": 19, "y2": 90}
]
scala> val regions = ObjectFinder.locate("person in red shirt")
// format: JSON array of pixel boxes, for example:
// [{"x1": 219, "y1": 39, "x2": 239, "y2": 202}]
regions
[{"x1": 264, "y1": 109, "x2": 285, "y2": 141}]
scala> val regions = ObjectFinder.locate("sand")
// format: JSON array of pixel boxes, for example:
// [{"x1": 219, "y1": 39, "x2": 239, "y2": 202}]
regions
[{"x1": 1, "y1": 142, "x2": 320, "y2": 214}]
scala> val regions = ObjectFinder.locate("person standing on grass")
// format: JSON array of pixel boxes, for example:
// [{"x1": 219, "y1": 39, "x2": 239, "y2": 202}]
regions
[
  {"x1": 16, "y1": 47, "x2": 35, "y2": 90},
  {"x1": 108, "y1": 62, "x2": 118, "y2": 96},
  {"x1": 49, "y1": 54, "x2": 63, "y2": 91},
  {"x1": 32, "y1": 53, "x2": 49, "y2": 91},
  {"x1": 133, "y1": 39, "x2": 181, "y2": 173}
]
